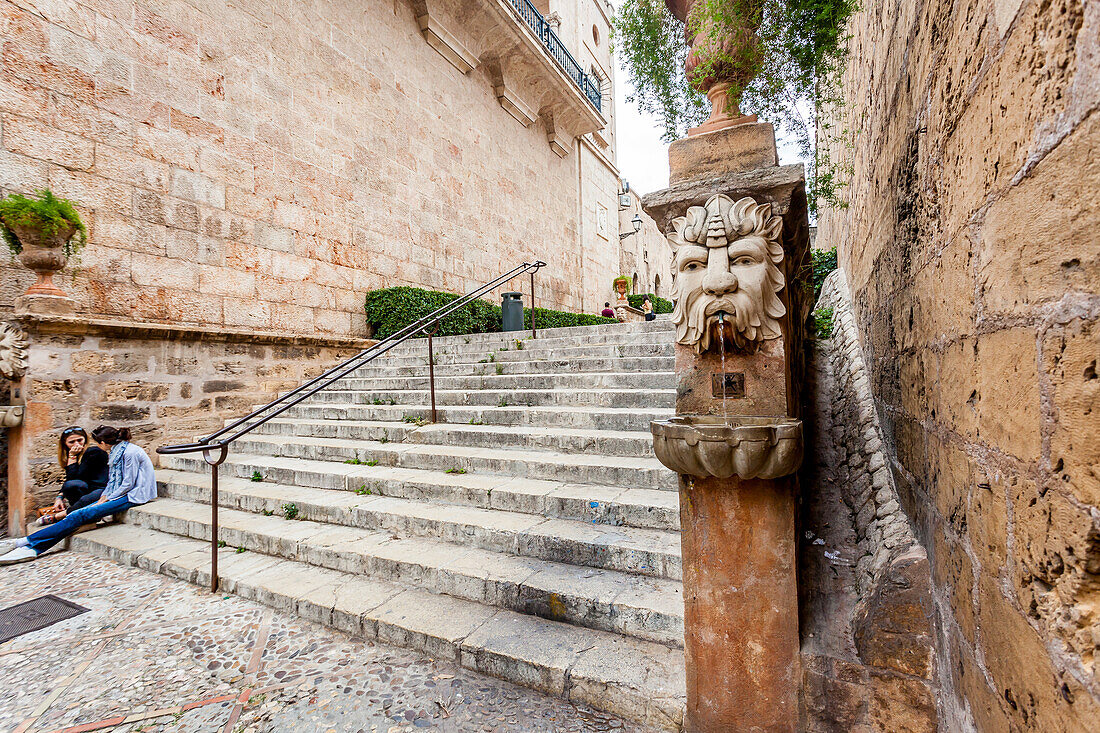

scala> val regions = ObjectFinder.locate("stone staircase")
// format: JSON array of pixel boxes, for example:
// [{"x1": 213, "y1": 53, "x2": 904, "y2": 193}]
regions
[{"x1": 73, "y1": 319, "x2": 686, "y2": 729}]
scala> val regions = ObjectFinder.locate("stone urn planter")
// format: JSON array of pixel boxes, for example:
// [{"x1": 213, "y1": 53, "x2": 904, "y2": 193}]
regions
[
  {"x1": 665, "y1": 0, "x2": 763, "y2": 135},
  {"x1": 11, "y1": 222, "x2": 76, "y2": 298},
  {"x1": 613, "y1": 277, "x2": 630, "y2": 302}
]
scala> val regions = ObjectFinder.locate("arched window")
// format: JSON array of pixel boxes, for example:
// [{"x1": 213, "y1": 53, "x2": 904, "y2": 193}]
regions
[
  {"x1": 632, "y1": 273, "x2": 639, "y2": 294},
  {"x1": 654, "y1": 274, "x2": 661, "y2": 297}
]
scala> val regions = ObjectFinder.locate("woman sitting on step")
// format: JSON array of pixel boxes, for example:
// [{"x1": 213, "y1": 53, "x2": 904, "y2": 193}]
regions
[
  {"x1": 0, "y1": 426, "x2": 157, "y2": 566},
  {"x1": 37, "y1": 426, "x2": 110, "y2": 525}
]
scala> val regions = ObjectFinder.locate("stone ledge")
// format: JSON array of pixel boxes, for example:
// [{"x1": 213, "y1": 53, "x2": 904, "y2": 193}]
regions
[
  {"x1": 14, "y1": 314, "x2": 375, "y2": 349},
  {"x1": 641, "y1": 163, "x2": 806, "y2": 231}
]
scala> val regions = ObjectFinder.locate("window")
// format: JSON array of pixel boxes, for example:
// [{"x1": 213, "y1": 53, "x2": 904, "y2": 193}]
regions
[{"x1": 592, "y1": 24, "x2": 600, "y2": 46}]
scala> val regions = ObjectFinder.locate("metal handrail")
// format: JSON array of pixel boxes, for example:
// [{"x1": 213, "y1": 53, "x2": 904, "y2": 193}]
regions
[{"x1": 157, "y1": 260, "x2": 547, "y2": 591}]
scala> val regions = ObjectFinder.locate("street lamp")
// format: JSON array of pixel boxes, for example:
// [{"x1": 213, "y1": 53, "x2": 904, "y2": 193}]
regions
[{"x1": 619, "y1": 214, "x2": 642, "y2": 240}]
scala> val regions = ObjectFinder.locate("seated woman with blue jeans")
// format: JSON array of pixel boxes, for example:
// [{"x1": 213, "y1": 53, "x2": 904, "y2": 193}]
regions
[{"x1": 0, "y1": 426, "x2": 157, "y2": 565}]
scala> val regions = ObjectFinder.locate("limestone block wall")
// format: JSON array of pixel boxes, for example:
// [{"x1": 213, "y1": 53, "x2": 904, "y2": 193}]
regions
[
  {"x1": 618, "y1": 189, "x2": 672, "y2": 300},
  {"x1": 0, "y1": 0, "x2": 620, "y2": 334},
  {"x1": 816, "y1": 0, "x2": 1100, "y2": 728},
  {"x1": 7, "y1": 316, "x2": 364, "y2": 533}
]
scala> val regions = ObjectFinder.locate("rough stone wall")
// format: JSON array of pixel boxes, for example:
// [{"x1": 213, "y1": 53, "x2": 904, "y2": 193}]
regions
[
  {"x1": 0, "y1": 0, "x2": 619, "y2": 332},
  {"x1": 0, "y1": 379, "x2": 8, "y2": 537},
  {"x1": 800, "y1": 269, "x2": 936, "y2": 732},
  {"x1": 14, "y1": 317, "x2": 363, "y2": 520},
  {"x1": 816, "y1": 0, "x2": 1100, "y2": 729}
]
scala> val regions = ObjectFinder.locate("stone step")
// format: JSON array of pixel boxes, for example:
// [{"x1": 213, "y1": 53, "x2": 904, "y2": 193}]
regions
[
  {"x1": 241, "y1": 418, "x2": 660, "y2": 458},
  {"x1": 155, "y1": 465, "x2": 680, "y2": 579},
  {"x1": 378, "y1": 321, "x2": 673, "y2": 357},
  {"x1": 275, "y1": 403, "x2": 671, "y2": 432},
  {"x1": 172, "y1": 434, "x2": 678, "y2": 491},
  {"x1": 382, "y1": 317, "x2": 673, "y2": 351},
  {"x1": 71, "y1": 524, "x2": 685, "y2": 730},
  {"x1": 330, "y1": 371, "x2": 677, "y2": 392},
  {"x1": 369, "y1": 340, "x2": 674, "y2": 369},
  {"x1": 126, "y1": 493, "x2": 683, "y2": 646},
  {"x1": 302, "y1": 387, "x2": 677, "y2": 409},
  {"x1": 160, "y1": 455, "x2": 679, "y2": 531},
  {"x1": 344, "y1": 355, "x2": 675, "y2": 379}
]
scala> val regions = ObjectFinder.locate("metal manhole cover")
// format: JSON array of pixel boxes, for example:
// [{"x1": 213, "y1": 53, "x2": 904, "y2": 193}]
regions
[{"x1": 0, "y1": 594, "x2": 88, "y2": 643}]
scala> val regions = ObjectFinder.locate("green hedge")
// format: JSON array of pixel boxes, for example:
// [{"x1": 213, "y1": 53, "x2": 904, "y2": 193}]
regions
[
  {"x1": 364, "y1": 286, "x2": 616, "y2": 339},
  {"x1": 628, "y1": 293, "x2": 673, "y2": 314}
]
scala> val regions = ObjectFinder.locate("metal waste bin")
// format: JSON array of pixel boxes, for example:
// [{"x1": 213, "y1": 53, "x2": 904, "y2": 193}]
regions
[{"x1": 501, "y1": 292, "x2": 524, "y2": 332}]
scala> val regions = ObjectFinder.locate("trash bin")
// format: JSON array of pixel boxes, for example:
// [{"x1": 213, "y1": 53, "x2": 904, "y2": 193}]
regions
[{"x1": 501, "y1": 292, "x2": 524, "y2": 332}]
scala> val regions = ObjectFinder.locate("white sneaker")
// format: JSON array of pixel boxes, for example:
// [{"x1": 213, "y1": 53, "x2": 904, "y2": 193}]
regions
[
  {"x1": 0, "y1": 546, "x2": 37, "y2": 565},
  {"x1": 0, "y1": 537, "x2": 25, "y2": 553}
]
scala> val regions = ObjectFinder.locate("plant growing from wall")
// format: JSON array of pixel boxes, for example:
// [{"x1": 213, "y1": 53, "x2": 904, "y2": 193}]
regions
[
  {"x1": 812, "y1": 306, "x2": 834, "y2": 338},
  {"x1": 612, "y1": 0, "x2": 857, "y2": 212}
]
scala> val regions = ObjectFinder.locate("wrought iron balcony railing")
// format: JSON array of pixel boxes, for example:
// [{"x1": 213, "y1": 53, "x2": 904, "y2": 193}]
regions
[{"x1": 504, "y1": 0, "x2": 603, "y2": 113}]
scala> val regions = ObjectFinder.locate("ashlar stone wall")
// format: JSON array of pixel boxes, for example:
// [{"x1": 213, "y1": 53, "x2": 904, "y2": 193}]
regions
[
  {"x1": 0, "y1": 0, "x2": 620, "y2": 332},
  {"x1": 816, "y1": 0, "x2": 1099, "y2": 729},
  {"x1": 8, "y1": 315, "x2": 364, "y2": 532}
]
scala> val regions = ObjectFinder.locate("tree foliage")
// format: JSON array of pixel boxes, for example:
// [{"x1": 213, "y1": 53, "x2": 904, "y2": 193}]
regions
[{"x1": 612, "y1": 0, "x2": 858, "y2": 213}]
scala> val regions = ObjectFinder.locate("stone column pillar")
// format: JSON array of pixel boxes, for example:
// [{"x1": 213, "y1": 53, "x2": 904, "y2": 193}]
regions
[
  {"x1": 644, "y1": 108, "x2": 811, "y2": 733},
  {"x1": 680, "y1": 475, "x2": 798, "y2": 731}
]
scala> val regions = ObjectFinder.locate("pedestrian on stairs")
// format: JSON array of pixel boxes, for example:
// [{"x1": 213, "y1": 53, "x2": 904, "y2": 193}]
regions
[
  {"x1": 601, "y1": 302, "x2": 615, "y2": 318},
  {"x1": 0, "y1": 426, "x2": 157, "y2": 566}
]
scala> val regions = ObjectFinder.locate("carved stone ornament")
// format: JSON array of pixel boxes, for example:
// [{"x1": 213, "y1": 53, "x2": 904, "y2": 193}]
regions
[
  {"x1": 651, "y1": 415, "x2": 803, "y2": 480},
  {"x1": 0, "y1": 321, "x2": 29, "y2": 380},
  {"x1": 668, "y1": 194, "x2": 785, "y2": 354}
]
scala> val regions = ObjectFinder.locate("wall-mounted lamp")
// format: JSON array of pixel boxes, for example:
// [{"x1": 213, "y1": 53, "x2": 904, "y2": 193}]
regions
[
  {"x1": 619, "y1": 213, "x2": 642, "y2": 240},
  {"x1": 618, "y1": 180, "x2": 632, "y2": 210}
]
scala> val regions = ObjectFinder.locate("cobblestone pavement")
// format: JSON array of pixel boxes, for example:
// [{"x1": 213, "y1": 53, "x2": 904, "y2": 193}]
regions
[{"x1": 0, "y1": 552, "x2": 643, "y2": 733}]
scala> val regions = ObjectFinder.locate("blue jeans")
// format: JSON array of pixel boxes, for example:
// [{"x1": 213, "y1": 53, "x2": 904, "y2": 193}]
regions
[{"x1": 26, "y1": 496, "x2": 135, "y2": 554}]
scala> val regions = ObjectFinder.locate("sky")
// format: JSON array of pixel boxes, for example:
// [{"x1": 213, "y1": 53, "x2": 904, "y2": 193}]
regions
[{"x1": 613, "y1": 67, "x2": 807, "y2": 196}]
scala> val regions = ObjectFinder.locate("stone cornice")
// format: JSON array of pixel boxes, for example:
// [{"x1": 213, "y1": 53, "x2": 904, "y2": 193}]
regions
[{"x1": 15, "y1": 314, "x2": 375, "y2": 349}]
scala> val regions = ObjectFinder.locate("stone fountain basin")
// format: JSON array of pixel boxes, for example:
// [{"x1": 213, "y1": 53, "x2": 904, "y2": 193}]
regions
[{"x1": 651, "y1": 415, "x2": 803, "y2": 480}]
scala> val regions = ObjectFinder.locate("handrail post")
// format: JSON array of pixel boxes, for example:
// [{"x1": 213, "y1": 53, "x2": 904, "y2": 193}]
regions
[
  {"x1": 210, "y1": 463, "x2": 219, "y2": 592},
  {"x1": 203, "y1": 444, "x2": 229, "y2": 593},
  {"x1": 530, "y1": 269, "x2": 537, "y2": 340},
  {"x1": 427, "y1": 329, "x2": 438, "y2": 424}
]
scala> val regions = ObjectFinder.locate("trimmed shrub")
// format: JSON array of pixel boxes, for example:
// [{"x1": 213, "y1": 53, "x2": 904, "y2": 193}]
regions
[
  {"x1": 628, "y1": 293, "x2": 673, "y2": 314},
  {"x1": 365, "y1": 286, "x2": 615, "y2": 339}
]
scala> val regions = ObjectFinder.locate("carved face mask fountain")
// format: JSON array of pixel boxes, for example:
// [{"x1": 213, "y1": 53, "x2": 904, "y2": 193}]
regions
[
  {"x1": 653, "y1": 193, "x2": 802, "y2": 480},
  {"x1": 648, "y1": 190, "x2": 807, "y2": 733},
  {"x1": 669, "y1": 194, "x2": 786, "y2": 354}
]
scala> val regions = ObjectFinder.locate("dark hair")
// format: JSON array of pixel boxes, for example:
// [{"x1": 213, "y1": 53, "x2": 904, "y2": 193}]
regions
[
  {"x1": 604, "y1": 302, "x2": 610, "y2": 308},
  {"x1": 91, "y1": 425, "x2": 132, "y2": 445},
  {"x1": 57, "y1": 426, "x2": 88, "y2": 469}
]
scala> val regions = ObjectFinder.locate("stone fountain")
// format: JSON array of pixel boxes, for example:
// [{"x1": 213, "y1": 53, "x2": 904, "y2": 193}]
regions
[{"x1": 642, "y1": 4, "x2": 811, "y2": 727}]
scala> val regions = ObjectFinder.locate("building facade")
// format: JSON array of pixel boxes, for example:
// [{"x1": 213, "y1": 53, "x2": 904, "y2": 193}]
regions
[
  {"x1": 0, "y1": 0, "x2": 642, "y2": 330},
  {"x1": 0, "y1": 0, "x2": 671, "y2": 530}
]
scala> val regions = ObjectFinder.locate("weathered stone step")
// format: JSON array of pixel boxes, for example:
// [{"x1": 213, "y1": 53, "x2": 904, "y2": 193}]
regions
[
  {"x1": 155, "y1": 464, "x2": 679, "y2": 578},
  {"x1": 381, "y1": 318, "x2": 673, "y2": 351},
  {"x1": 182, "y1": 434, "x2": 678, "y2": 491},
  {"x1": 242, "y1": 418, "x2": 659, "y2": 458},
  {"x1": 345, "y1": 355, "x2": 674, "y2": 379},
  {"x1": 332, "y1": 371, "x2": 677, "y2": 392},
  {"x1": 370, "y1": 340, "x2": 673, "y2": 369},
  {"x1": 161, "y1": 448, "x2": 679, "y2": 531},
  {"x1": 302, "y1": 387, "x2": 677, "y2": 409},
  {"x1": 72, "y1": 525, "x2": 685, "y2": 730},
  {"x1": 276, "y1": 403, "x2": 672, "y2": 432},
  {"x1": 123, "y1": 494, "x2": 683, "y2": 646},
  {"x1": 379, "y1": 322, "x2": 673, "y2": 356}
]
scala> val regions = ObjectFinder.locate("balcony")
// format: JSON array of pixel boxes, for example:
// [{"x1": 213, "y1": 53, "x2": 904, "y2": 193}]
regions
[
  {"x1": 411, "y1": 0, "x2": 607, "y2": 155},
  {"x1": 503, "y1": 0, "x2": 603, "y2": 112}
]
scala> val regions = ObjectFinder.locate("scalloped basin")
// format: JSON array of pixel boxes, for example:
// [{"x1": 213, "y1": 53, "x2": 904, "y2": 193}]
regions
[{"x1": 651, "y1": 415, "x2": 803, "y2": 480}]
